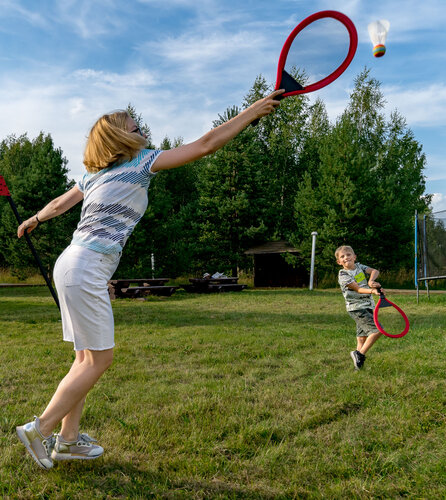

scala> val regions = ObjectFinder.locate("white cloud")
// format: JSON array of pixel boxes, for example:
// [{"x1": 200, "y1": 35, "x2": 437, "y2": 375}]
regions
[
  {"x1": 0, "y1": 64, "x2": 222, "y2": 182},
  {"x1": 338, "y1": 0, "x2": 446, "y2": 44},
  {"x1": 0, "y1": 0, "x2": 444, "y2": 197},
  {"x1": 383, "y1": 84, "x2": 446, "y2": 127},
  {"x1": 54, "y1": 0, "x2": 127, "y2": 39},
  {"x1": 423, "y1": 154, "x2": 446, "y2": 181},
  {"x1": 136, "y1": 0, "x2": 214, "y2": 6},
  {"x1": 430, "y1": 193, "x2": 446, "y2": 213},
  {"x1": 141, "y1": 30, "x2": 274, "y2": 83},
  {"x1": 150, "y1": 32, "x2": 266, "y2": 65},
  {"x1": 73, "y1": 69, "x2": 157, "y2": 89},
  {"x1": 0, "y1": 0, "x2": 48, "y2": 28}
]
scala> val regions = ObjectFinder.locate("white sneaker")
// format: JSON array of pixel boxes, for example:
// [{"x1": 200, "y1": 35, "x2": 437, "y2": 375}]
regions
[
  {"x1": 16, "y1": 416, "x2": 54, "y2": 470},
  {"x1": 51, "y1": 433, "x2": 104, "y2": 461}
]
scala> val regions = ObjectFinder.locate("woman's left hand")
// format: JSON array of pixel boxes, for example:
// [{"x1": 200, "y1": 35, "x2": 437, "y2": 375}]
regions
[{"x1": 17, "y1": 216, "x2": 38, "y2": 238}]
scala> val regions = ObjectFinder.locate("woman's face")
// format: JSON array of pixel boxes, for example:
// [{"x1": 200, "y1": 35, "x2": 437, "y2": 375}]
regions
[{"x1": 126, "y1": 116, "x2": 147, "y2": 138}]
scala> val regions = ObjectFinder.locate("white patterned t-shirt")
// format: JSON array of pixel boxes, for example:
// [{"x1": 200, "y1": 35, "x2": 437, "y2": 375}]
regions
[{"x1": 71, "y1": 149, "x2": 162, "y2": 254}]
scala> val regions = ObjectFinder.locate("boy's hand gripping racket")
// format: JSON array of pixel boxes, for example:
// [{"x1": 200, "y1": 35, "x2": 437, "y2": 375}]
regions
[
  {"x1": 373, "y1": 287, "x2": 409, "y2": 338},
  {"x1": 252, "y1": 10, "x2": 358, "y2": 125}
]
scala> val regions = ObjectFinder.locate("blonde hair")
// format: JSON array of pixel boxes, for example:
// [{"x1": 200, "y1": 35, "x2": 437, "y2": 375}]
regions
[
  {"x1": 83, "y1": 110, "x2": 147, "y2": 173},
  {"x1": 335, "y1": 245, "x2": 355, "y2": 260}
]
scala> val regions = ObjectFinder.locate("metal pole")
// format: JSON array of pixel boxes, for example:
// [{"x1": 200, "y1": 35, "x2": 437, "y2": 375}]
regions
[
  {"x1": 309, "y1": 231, "x2": 318, "y2": 291},
  {"x1": 423, "y1": 215, "x2": 430, "y2": 300},
  {"x1": 151, "y1": 253, "x2": 155, "y2": 279},
  {"x1": 415, "y1": 211, "x2": 420, "y2": 303},
  {"x1": 414, "y1": 210, "x2": 418, "y2": 290}
]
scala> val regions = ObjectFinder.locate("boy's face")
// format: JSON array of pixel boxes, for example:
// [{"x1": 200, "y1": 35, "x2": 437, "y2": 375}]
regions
[{"x1": 336, "y1": 249, "x2": 356, "y2": 270}]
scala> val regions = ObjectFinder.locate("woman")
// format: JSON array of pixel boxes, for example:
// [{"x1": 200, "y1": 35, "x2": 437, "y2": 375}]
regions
[{"x1": 15, "y1": 89, "x2": 284, "y2": 469}]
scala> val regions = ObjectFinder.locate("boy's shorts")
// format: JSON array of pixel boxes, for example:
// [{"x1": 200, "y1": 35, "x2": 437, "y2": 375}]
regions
[{"x1": 347, "y1": 308, "x2": 379, "y2": 337}]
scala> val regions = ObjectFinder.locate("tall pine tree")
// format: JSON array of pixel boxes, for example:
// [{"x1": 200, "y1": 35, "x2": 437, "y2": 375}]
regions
[
  {"x1": 293, "y1": 69, "x2": 430, "y2": 276},
  {"x1": 0, "y1": 133, "x2": 79, "y2": 278}
]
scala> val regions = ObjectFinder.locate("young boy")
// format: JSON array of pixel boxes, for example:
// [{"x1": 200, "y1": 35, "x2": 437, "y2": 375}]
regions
[{"x1": 335, "y1": 245, "x2": 383, "y2": 370}]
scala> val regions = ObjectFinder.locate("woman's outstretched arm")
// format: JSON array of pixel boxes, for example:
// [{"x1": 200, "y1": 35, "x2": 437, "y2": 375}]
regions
[
  {"x1": 151, "y1": 89, "x2": 284, "y2": 172},
  {"x1": 17, "y1": 186, "x2": 84, "y2": 238}
]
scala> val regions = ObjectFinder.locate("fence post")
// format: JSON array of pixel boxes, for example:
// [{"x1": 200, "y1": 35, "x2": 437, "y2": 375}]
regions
[
  {"x1": 415, "y1": 210, "x2": 419, "y2": 303},
  {"x1": 151, "y1": 253, "x2": 155, "y2": 279},
  {"x1": 309, "y1": 231, "x2": 318, "y2": 291}
]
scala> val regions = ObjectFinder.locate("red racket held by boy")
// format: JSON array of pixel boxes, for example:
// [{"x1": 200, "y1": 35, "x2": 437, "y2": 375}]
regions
[
  {"x1": 252, "y1": 10, "x2": 358, "y2": 125},
  {"x1": 373, "y1": 287, "x2": 410, "y2": 338}
]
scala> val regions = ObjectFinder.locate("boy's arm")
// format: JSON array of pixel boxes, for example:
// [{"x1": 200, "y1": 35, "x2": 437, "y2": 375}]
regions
[
  {"x1": 365, "y1": 267, "x2": 381, "y2": 289},
  {"x1": 347, "y1": 281, "x2": 380, "y2": 296}
]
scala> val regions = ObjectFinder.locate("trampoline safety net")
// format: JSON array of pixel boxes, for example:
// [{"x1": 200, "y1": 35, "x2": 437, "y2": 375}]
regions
[{"x1": 416, "y1": 210, "x2": 446, "y2": 283}]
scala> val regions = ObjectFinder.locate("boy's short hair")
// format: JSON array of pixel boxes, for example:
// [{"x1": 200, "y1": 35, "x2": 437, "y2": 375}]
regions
[{"x1": 335, "y1": 245, "x2": 355, "y2": 260}]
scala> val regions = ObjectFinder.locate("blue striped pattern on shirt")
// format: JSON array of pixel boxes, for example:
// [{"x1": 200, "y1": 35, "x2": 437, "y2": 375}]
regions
[{"x1": 71, "y1": 149, "x2": 162, "y2": 254}]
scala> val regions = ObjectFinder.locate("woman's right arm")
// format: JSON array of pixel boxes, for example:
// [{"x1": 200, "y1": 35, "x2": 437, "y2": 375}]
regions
[
  {"x1": 17, "y1": 185, "x2": 84, "y2": 238},
  {"x1": 151, "y1": 89, "x2": 284, "y2": 172}
]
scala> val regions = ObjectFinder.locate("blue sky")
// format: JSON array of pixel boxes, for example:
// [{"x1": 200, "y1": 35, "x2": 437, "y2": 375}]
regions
[{"x1": 0, "y1": 0, "x2": 445, "y2": 211}]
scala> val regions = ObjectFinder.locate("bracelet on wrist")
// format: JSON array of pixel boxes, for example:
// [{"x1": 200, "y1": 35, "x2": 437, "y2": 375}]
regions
[{"x1": 35, "y1": 212, "x2": 41, "y2": 223}]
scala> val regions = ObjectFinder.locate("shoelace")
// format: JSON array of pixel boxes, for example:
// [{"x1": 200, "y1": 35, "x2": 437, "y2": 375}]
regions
[
  {"x1": 77, "y1": 433, "x2": 98, "y2": 447},
  {"x1": 43, "y1": 435, "x2": 56, "y2": 455}
]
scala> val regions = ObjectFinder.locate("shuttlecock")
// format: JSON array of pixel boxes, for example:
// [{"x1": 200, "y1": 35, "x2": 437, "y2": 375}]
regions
[{"x1": 368, "y1": 20, "x2": 390, "y2": 58}]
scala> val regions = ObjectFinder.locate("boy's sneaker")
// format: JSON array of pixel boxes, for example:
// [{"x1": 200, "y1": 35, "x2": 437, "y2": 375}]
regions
[
  {"x1": 350, "y1": 350, "x2": 366, "y2": 370},
  {"x1": 16, "y1": 416, "x2": 55, "y2": 470},
  {"x1": 51, "y1": 433, "x2": 104, "y2": 461}
]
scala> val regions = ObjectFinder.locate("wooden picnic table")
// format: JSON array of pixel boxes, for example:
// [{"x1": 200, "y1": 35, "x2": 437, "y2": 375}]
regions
[
  {"x1": 182, "y1": 277, "x2": 247, "y2": 293},
  {"x1": 108, "y1": 278, "x2": 178, "y2": 299}
]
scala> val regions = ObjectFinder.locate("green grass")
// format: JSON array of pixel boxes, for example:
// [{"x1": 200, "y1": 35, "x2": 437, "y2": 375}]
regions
[
  {"x1": 0, "y1": 268, "x2": 47, "y2": 284},
  {"x1": 1, "y1": 287, "x2": 446, "y2": 499}
]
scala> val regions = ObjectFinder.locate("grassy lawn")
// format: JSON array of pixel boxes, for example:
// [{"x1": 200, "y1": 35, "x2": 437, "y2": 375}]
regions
[{"x1": 1, "y1": 286, "x2": 445, "y2": 499}]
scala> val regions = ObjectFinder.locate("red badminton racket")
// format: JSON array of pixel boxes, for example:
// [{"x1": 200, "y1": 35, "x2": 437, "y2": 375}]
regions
[
  {"x1": 373, "y1": 287, "x2": 409, "y2": 338},
  {"x1": 252, "y1": 10, "x2": 358, "y2": 125}
]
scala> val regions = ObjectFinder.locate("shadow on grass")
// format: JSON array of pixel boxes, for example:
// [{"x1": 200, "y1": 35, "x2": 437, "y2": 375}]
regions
[
  {"x1": 113, "y1": 309, "x2": 347, "y2": 330},
  {"x1": 3, "y1": 289, "x2": 444, "y2": 333},
  {"x1": 0, "y1": 291, "x2": 348, "y2": 330},
  {"x1": 52, "y1": 460, "x2": 282, "y2": 499}
]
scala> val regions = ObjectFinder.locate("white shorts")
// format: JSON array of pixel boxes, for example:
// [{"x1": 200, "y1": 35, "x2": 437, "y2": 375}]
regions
[{"x1": 53, "y1": 244, "x2": 121, "y2": 351}]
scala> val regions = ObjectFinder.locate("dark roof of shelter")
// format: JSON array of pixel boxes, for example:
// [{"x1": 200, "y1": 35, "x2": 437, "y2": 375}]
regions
[{"x1": 244, "y1": 241, "x2": 299, "y2": 255}]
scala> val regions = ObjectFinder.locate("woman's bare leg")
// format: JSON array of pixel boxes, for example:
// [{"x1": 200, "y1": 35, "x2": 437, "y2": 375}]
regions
[
  {"x1": 38, "y1": 348, "x2": 113, "y2": 437},
  {"x1": 58, "y1": 351, "x2": 86, "y2": 441}
]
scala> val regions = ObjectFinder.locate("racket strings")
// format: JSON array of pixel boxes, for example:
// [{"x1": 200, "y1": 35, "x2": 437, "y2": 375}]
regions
[
  {"x1": 375, "y1": 304, "x2": 408, "y2": 337},
  {"x1": 284, "y1": 17, "x2": 351, "y2": 89}
]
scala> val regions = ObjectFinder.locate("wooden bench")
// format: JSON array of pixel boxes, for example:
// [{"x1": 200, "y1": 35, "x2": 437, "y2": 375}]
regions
[{"x1": 108, "y1": 278, "x2": 177, "y2": 299}]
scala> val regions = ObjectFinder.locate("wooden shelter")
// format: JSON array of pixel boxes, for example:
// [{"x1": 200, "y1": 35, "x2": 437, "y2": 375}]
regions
[{"x1": 244, "y1": 241, "x2": 309, "y2": 287}]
